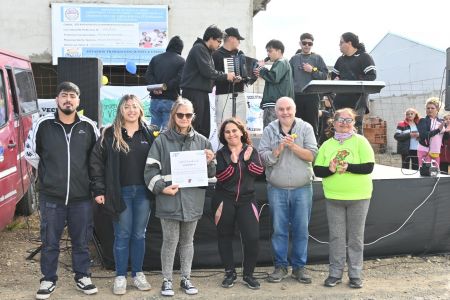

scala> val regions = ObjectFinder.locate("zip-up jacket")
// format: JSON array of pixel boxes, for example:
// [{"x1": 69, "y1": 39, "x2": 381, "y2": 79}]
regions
[
  {"x1": 259, "y1": 58, "x2": 294, "y2": 109},
  {"x1": 89, "y1": 122, "x2": 158, "y2": 219},
  {"x1": 214, "y1": 144, "x2": 264, "y2": 202},
  {"x1": 417, "y1": 116, "x2": 445, "y2": 147},
  {"x1": 25, "y1": 112, "x2": 99, "y2": 204},
  {"x1": 144, "y1": 127, "x2": 216, "y2": 221},
  {"x1": 394, "y1": 120, "x2": 415, "y2": 155}
]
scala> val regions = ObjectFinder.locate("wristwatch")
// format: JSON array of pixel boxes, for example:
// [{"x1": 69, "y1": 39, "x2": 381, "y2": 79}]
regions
[{"x1": 312, "y1": 67, "x2": 318, "y2": 72}]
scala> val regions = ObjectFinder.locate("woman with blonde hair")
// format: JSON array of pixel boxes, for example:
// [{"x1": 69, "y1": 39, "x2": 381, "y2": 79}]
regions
[
  {"x1": 144, "y1": 98, "x2": 216, "y2": 297},
  {"x1": 394, "y1": 108, "x2": 420, "y2": 170},
  {"x1": 417, "y1": 97, "x2": 450, "y2": 167},
  {"x1": 314, "y1": 108, "x2": 375, "y2": 289},
  {"x1": 90, "y1": 94, "x2": 159, "y2": 295}
]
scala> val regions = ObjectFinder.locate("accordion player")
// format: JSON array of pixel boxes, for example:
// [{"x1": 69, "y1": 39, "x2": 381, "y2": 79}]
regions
[{"x1": 223, "y1": 54, "x2": 259, "y2": 85}]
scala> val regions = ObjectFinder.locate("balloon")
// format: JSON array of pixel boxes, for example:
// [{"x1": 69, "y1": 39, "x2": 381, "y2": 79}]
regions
[
  {"x1": 101, "y1": 75, "x2": 108, "y2": 85},
  {"x1": 125, "y1": 61, "x2": 137, "y2": 74}
]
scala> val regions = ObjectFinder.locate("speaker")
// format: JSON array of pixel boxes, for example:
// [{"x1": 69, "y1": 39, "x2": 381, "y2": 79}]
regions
[
  {"x1": 445, "y1": 48, "x2": 450, "y2": 111},
  {"x1": 57, "y1": 57, "x2": 102, "y2": 124}
]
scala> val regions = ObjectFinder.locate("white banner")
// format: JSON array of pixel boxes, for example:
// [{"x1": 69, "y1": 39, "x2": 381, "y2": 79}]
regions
[{"x1": 245, "y1": 92, "x2": 264, "y2": 134}]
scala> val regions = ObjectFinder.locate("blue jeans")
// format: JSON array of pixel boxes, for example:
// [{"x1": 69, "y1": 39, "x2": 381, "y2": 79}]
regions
[
  {"x1": 39, "y1": 196, "x2": 93, "y2": 282},
  {"x1": 267, "y1": 183, "x2": 313, "y2": 268},
  {"x1": 150, "y1": 98, "x2": 174, "y2": 130},
  {"x1": 113, "y1": 185, "x2": 151, "y2": 277}
]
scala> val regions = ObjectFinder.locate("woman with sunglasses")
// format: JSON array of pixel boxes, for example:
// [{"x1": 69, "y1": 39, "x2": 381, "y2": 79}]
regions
[
  {"x1": 394, "y1": 108, "x2": 420, "y2": 170},
  {"x1": 313, "y1": 108, "x2": 375, "y2": 289},
  {"x1": 144, "y1": 98, "x2": 216, "y2": 297},
  {"x1": 212, "y1": 118, "x2": 264, "y2": 290},
  {"x1": 89, "y1": 94, "x2": 159, "y2": 295}
]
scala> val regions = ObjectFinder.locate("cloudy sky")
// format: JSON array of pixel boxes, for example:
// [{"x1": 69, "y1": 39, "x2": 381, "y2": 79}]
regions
[{"x1": 253, "y1": 0, "x2": 449, "y2": 65}]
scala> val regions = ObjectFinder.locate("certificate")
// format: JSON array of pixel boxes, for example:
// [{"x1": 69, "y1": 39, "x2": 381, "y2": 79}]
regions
[{"x1": 170, "y1": 150, "x2": 208, "y2": 188}]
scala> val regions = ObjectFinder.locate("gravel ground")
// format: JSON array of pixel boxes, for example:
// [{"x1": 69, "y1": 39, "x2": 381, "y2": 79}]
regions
[{"x1": 0, "y1": 214, "x2": 449, "y2": 300}]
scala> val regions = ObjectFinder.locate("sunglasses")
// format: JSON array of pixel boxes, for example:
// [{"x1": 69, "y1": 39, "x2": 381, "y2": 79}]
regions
[
  {"x1": 175, "y1": 112, "x2": 194, "y2": 119},
  {"x1": 301, "y1": 41, "x2": 313, "y2": 46},
  {"x1": 335, "y1": 117, "x2": 353, "y2": 124}
]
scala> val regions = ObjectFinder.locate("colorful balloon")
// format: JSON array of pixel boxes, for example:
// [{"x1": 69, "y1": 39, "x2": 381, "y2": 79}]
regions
[
  {"x1": 101, "y1": 75, "x2": 108, "y2": 85},
  {"x1": 125, "y1": 61, "x2": 137, "y2": 74}
]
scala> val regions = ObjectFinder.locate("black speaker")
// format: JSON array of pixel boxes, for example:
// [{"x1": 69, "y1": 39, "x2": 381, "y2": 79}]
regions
[
  {"x1": 57, "y1": 57, "x2": 102, "y2": 124},
  {"x1": 445, "y1": 48, "x2": 450, "y2": 111}
]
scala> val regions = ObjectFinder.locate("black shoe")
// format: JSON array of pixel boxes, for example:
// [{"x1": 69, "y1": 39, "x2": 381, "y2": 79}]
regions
[
  {"x1": 180, "y1": 277, "x2": 198, "y2": 295},
  {"x1": 161, "y1": 279, "x2": 174, "y2": 297},
  {"x1": 291, "y1": 267, "x2": 312, "y2": 284},
  {"x1": 221, "y1": 270, "x2": 237, "y2": 288},
  {"x1": 243, "y1": 276, "x2": 260, "y2": 290},
  {"x1": 349, "y1": 277, "x2": 363, "y2": 288},
  {"x1": 36, "y1": 281, "x2": 56, "y2": 300},
  {"x1": 324, "y1": 276, "x2": 342, "y2": 287},
  {"x1": 75, "y1": 277, "x2": 98, "y2": 295}
]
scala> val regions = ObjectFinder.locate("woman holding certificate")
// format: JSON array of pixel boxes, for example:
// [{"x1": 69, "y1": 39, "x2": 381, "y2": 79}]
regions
[
  {"x1": 89, "y1": 94, "x2": 158, "y2": 295},
  {"x1": 212, "y1": 118, "x2": 264, "y2": 290},
  {"x1": 144, "y1": 98, "x2": 216, "y2": 297}
]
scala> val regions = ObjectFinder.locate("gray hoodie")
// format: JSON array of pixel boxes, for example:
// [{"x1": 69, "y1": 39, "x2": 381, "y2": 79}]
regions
[{"x1": 258, "y1": 118, "x2": 318, "y2": 188}]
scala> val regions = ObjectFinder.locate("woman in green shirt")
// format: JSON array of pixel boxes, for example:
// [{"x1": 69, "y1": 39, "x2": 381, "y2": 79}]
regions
[{"x1": 313, "y1": 108, "x2": 375, "y2": 289}]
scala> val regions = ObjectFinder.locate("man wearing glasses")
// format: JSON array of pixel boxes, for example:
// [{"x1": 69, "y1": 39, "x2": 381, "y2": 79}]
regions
[
  {"x1": 289, "y1": 33, "x2": 328, "y2": 141},
  {"x1": 181, "y1": 25, "x2": 236, "y2": 139}
]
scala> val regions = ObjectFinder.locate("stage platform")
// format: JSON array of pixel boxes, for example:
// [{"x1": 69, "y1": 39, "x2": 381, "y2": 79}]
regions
[{"x1": 93, "y1": 164, "x2": 450, "y2": 270}]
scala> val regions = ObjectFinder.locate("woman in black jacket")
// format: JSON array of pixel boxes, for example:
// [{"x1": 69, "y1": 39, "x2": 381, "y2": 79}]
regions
[
  {"x1": 394, "y1": 108, "x2": 420, "y2": 170},
  {"x1": 212, "y1": 118, "x2": 264, "y2": 290},
  {"x1": 89, "y1": 95, "x2": 158, "y2": 295}
]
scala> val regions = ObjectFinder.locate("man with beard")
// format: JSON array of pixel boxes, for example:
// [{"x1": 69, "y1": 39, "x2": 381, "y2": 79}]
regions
[{"x1": 25, "y1": 82, "x2": 100, "y2": 300}]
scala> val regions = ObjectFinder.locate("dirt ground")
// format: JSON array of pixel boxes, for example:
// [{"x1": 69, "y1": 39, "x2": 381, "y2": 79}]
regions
[{"x1": 1, "y1": 213, "x2": 450, "y2": 300}]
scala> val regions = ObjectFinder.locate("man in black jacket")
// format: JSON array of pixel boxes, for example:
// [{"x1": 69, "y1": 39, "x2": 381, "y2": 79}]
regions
[
  {"x1": 181, "y1": 25, "x2": 235, "y2": 139},
  {"x1": 212, "y1": 27, "x2": 247, "y2": 129},
  {"x1": 25, "y1": 82, "x2": 100, "y2": 300},
  {"x1": 145, "y1": 35, "x2": 185, "y2": 130}
]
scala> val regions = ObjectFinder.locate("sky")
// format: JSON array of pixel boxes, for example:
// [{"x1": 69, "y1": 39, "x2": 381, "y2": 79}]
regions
[{"x1": 253, "y1": 0, "x2": 450, "y2": 66}]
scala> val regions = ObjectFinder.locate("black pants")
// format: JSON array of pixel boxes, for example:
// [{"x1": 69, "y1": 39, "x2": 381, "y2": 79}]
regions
[
  {"x1": 294, "y1": 93, "x2": 320, "y2": 139},
  {"x1": 213, "y1": 198, "x2": 259, "y2": 276},
  {"x1": 182, "y1": 88, "x2": 210, "y2": 138},
  {"x1": 401, "y1": 150, "x2": 418, "y2": 170}
]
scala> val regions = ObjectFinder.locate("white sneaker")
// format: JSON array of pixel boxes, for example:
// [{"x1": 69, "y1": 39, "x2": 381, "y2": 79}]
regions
[
  {"x1": 132, "y1": 272, "x2": 151, "y2": 291},
  {"x1": 36, "y1": 281, "x2": 56, "y2": 299},
  {"x1": 113, "y1": 276, "x2": 127, "y2": 295}
]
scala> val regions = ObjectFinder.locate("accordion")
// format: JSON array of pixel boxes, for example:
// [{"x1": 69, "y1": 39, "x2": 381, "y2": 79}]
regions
[{"x1": 223, "y1": 55, "x2": 259, "y2": 85}]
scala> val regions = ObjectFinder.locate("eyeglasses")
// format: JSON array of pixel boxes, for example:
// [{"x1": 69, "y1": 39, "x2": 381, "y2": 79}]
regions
[
  {"x1": 175, "y1": 112, "x2": 194, "y2": 119},
  {"x1": 335, "y1": 117, "x2": 353, "y2": 124},
  {"x1": 301, "y1": 41, "x2": 313, "y2": 46}
]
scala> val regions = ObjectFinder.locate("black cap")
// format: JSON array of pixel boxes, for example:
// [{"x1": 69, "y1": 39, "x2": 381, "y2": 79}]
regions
[{"x1": 225, "y1": 27, "x2": 245, "y2": 40}]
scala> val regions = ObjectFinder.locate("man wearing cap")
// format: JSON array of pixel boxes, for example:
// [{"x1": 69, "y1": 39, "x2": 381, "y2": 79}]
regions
[
  {"x1": 212, "y1": 27, "x2": 247, "y2": 129},
  {"x1": 181, "y1": 25, "x2": 235, "y2": 139}
]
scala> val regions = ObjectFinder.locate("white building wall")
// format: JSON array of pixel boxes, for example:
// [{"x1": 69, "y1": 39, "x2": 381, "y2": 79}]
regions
[{"x1": 0, "y1": 0, "x2": 256, "y2": 63}]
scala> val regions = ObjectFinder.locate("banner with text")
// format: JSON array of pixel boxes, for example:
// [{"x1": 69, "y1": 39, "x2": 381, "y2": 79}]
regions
[{"x1": 51, "y1": 3, "x2": 168, "y2": 65}]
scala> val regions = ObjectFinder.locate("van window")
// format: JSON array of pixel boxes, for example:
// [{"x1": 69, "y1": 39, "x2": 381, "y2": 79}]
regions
[
  {"x1": 0, "y1": 71, "x2": 6, "y2": 126},
  {"x1": 13, "y1": 68, "x2": 38, "y2": 114}
]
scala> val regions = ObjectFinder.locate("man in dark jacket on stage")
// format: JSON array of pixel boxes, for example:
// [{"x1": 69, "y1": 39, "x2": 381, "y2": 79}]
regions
[
  {"x1": 180, "y1": 25, "x2": 235, "y2": 139},
  {"x1": 145, "y1": 35, "x2": 185, "y2": 130}
]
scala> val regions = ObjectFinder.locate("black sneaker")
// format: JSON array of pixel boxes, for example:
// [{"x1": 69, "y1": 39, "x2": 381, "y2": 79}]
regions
[
  {"x1": 243, "y1": 275, "x2": 260, "y2": 290},
  {"x1": 36, "y1": 280, "x2": 56, "y2": 300},
  {"x1": 180, "y1": 277, "x2": 198, "y2": 295},
  {"x1": 221, "y1": 270, "x2": 237, "y2": 288},
  {"x1": 75, "y1": 277, "x2": 98, "y2": 295},
  {"x1": 291, "y1": 267, "x2": 312, "y2": 284},
  {"x1": 161, "y1": 279, "x2": 175, "y2": 297},
  {"x1": 349, "y1": 277, "x2": 363, "y2": 288},
  {"x1": 324, "y1": 276, "x2": 342, "y2": 287}
]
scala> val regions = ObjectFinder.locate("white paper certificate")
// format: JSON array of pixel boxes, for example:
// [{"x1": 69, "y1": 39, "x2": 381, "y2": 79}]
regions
[{"x1": 170, "y1": 150, "x2": 208, "y2": 188}]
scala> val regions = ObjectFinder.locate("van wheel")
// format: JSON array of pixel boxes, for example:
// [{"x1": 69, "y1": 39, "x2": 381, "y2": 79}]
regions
[{"x1": 16, "y1": 182, "x2": 38, "y2": 216}]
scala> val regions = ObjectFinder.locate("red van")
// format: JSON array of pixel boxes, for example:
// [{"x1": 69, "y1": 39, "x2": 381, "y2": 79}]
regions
[{"x1": 0, "y1": 49, "x2": 39, "y2": 231}]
